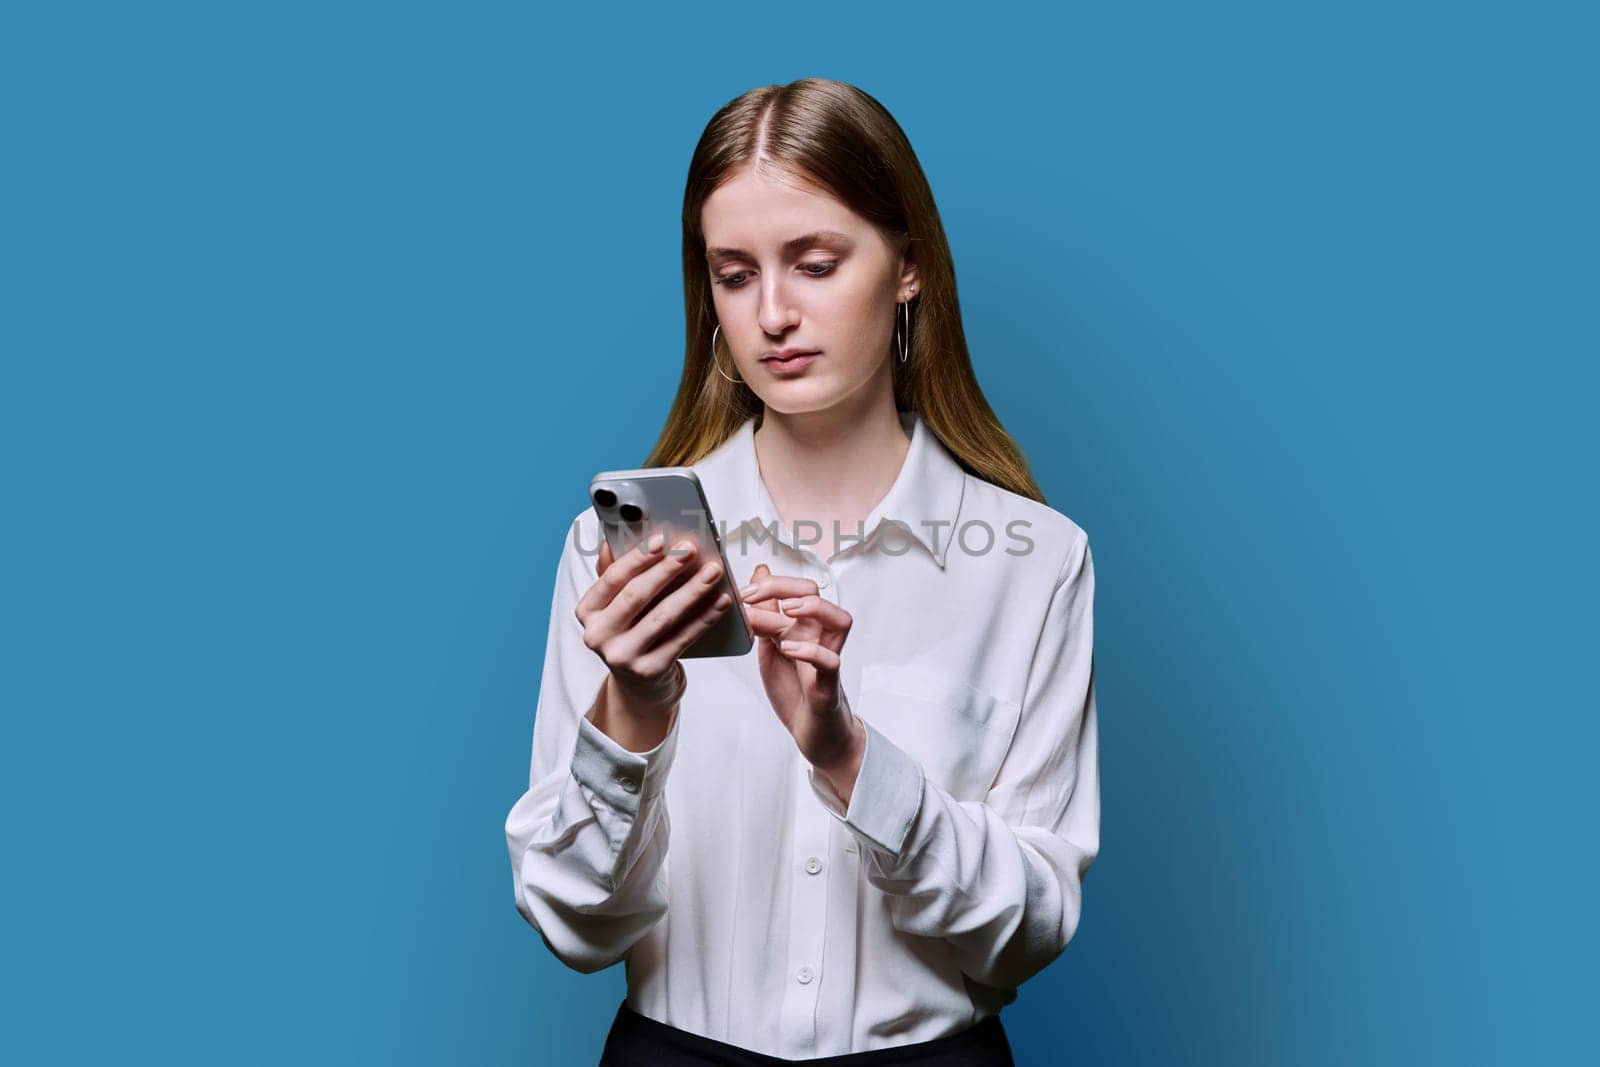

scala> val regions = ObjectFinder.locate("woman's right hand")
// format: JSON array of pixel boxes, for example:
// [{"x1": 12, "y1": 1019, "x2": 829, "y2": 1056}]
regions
[{"x1": 575, "y1": 530, "x2": 734, "y2": 751}]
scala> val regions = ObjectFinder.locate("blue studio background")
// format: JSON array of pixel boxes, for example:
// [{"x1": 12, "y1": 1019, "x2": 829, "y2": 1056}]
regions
[{"x1": 4, "y1": 2, "x2": 1594, "y2": 1064}]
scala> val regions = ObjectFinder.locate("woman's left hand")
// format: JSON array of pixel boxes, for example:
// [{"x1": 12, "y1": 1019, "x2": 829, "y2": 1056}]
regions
[{"x1": 740, "y1": 563, "x2": 865, "y2": 789}]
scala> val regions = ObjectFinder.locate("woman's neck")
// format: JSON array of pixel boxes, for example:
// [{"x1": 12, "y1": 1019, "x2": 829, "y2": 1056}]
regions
[{"x1": 752, "y1": 398, "x2": 913, "y2": 553}]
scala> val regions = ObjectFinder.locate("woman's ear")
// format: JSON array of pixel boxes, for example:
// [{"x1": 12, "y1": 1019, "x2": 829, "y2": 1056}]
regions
[{"x1": 898, "y1": 254, "x2": 921, "y2": 302}]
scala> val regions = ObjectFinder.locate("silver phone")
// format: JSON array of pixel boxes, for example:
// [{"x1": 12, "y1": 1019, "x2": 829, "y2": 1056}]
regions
[{"x1": 588, "y1": 467, "x2": 754, "y2": 659}]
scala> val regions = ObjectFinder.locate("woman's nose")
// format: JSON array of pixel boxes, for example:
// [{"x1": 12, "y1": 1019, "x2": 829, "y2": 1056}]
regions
[{"x1": 757, "y1": 278, "x2": 801, "y2": 335}]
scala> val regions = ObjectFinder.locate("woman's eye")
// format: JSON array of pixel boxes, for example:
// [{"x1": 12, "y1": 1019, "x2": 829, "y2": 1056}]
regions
[{"x1": 713, "y1": 262, "x2": 835, "y2": 289}]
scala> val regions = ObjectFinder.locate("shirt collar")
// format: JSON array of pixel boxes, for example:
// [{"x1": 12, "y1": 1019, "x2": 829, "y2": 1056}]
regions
[{"x1": 693, "y1": 409, "x2": 967, "y2": 568}]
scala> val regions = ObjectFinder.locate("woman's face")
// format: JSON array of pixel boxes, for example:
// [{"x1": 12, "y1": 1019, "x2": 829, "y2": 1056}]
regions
[{"x1": 701, "y1": 164, "x2": 916, "y2": 416}]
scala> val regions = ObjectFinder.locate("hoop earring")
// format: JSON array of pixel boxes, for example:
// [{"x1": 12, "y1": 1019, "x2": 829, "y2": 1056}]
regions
[
  {"x1": 894, "y1": 300, "x2": 911, "y2": 363},
  {"x1": 711, "y1": 323, "x2": 742, "y2": 384}
]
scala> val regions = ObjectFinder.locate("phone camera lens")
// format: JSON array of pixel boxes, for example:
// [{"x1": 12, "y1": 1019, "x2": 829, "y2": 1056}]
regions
[
  {"x1": 619, "y1": 503, "x2": 643, "y2": 523},
  {"x1": 593, "y1": 488, "x2": 618, "y2": 508}
]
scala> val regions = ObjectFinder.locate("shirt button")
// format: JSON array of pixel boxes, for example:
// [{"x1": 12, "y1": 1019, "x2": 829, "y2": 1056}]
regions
[
  {"x1": 615, "y1": 773, "x2": 639, "y2": 794},
  {"x1": 816, "y1": 573, "x2": 830, "y2": 589},
  {"x1": 796, "y1": 966, "x2": 814, "y2": 985},
  {"x1": 804, "y1": 856, "x2": 823, "y2": 875}
]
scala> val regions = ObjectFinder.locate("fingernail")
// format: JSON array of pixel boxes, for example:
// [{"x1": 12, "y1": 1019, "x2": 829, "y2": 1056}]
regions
[
  {"x1": 647, "y1": 532, "x2": 665, "y2": 552},
  {"x1": 739, "y1": 582, "x2": 757, "y2": 598}
]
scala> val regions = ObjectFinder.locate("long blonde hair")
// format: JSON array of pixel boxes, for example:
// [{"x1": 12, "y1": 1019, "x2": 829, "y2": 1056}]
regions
[{"x1": 643, "y1": 77, "x2": 1046, "y2": 505}]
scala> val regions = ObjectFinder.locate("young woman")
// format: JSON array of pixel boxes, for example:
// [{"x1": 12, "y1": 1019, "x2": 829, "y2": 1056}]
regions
[{"x1": 505, "y1": 77, "x2": 1099, "y2": 1066}]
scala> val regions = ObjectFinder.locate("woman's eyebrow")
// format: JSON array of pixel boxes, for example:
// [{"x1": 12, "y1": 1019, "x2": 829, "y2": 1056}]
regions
[{"x1": 705, "y1": 230, "x2": 853, "y2": 261}]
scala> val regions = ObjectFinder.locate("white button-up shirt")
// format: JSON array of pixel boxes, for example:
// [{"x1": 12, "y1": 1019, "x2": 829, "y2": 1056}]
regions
[{"x1": 505, "y1": 409, "x2": 1099, "y2": 1058}]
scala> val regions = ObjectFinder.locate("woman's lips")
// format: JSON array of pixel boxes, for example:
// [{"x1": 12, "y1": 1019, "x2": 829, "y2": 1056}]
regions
[{"x1": 762, "y1": 352, "x2": 820, "y2": 373}]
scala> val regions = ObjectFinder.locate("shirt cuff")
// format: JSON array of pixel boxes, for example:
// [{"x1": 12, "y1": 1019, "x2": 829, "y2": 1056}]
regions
[
  {"x1": 571, "y1": 707, "x2": 679, "y2": 813},
  {"x1": 807, "y1": 716, "x2": 925, "y2": 858}
]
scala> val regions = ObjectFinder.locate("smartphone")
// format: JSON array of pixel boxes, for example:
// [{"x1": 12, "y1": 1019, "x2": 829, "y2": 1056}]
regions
[{"x1": 588, "y1": 467, "x2": 755, "y2": 659}]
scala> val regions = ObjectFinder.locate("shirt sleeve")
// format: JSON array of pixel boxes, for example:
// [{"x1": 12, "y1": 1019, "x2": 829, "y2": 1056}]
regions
[
  {"x1": 504, "y1": 513, "x2": 682, "y2": 974},
  {"x1": 807, "y1": 533, "x2": 1100, "y2": 991}
]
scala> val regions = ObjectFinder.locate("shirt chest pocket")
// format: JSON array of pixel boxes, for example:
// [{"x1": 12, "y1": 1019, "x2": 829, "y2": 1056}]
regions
[{"x1": 857, "y1": 663, "x2": 1022, "y2": 803}]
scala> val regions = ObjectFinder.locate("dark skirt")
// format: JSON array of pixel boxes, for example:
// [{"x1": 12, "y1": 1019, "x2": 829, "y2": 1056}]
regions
[{"x1": 599, "y1": 999, "x2": 1016, "y2": 1066}]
